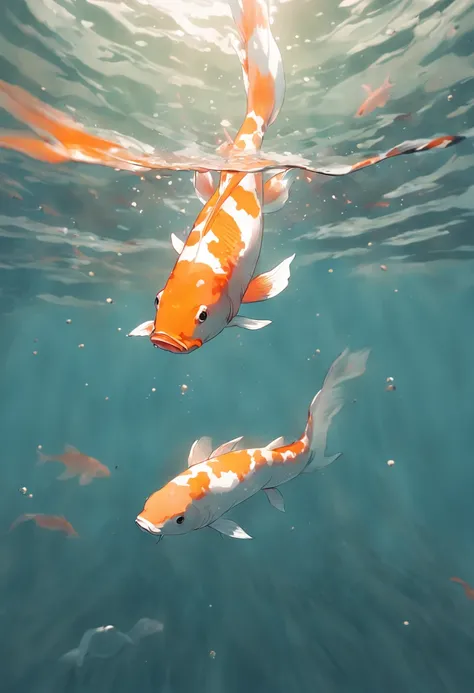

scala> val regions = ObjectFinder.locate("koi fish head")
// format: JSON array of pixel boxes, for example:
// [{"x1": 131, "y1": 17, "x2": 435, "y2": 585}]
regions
[
  {"x1": 94, "y1": 463, "x2": 111, "y2": 478},
  {"x1": 147, "y1": 263, "x2": 231, "y2": 354},
  {"x1": 135, "y1": 478, "x2": 203, "y2": 537}
]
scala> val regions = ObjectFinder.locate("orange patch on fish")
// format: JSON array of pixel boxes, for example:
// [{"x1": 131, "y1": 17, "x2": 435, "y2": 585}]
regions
[{"x1": 233, "y1": 187, "x2": 260, "y2": 218}]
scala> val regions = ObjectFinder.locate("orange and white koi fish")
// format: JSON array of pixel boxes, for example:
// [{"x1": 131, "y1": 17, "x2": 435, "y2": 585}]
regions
[
  {"x1": 9, "y1": 513, "x2": 78, "y2": 537},
  {"x1": 135, "y1": 348, "x2": 369, "y2": 540},
  {"x1": 37, "y1": 444, "x2": 110, "y2": 485},
  {"x1": 356, "y1": 76, "x2": 393, "y2": 117},
  {"x1": 129, "y1": 0, "x2": 297, "y2": 353}
]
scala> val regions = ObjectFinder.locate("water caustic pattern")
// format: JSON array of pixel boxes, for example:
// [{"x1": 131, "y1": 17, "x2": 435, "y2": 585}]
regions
[{"x1": 0, "y1": 0, "x2": 474, "y2": 692}]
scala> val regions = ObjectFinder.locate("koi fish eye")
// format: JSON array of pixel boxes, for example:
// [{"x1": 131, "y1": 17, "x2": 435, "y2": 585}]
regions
[
  {"x1": 154, "y1": 290, "x2": 163, "y2": 308},
  {"x1": 197, "y1": 306, "x2": 208, "y2": 323},
  {"x1": 176, "y1": 516, "x2": 185, "y2": 524}
]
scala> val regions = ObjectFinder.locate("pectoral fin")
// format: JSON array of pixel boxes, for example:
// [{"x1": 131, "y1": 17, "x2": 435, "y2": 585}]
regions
[
  {"x1": 242, "y1": 254, "x2": 295, "y2": 303},
  {"x1": 128, "y1": 320, "x2": 154, "y2": 337},
  {"x1": 193, "y1": 171, "x2": 216, "y2": 205},
  {"x1": 362, "y1": 84, "x2": 372, "y2": 94},
  {"x1": 57, "y1": 470, "x2": 77, "y2": 481},
  {"x1": 79, "y1": 473, "x2": 93, "y2": 486},
  {"x1": 188, "y1": 436, "x2": 213, "y2": 466},
  {"x1": 263, "y1": 488, "x2": 285, "y2": 512},
  {"x1": 211, "y1": 436, "x2": 244, "y2": 457},
  {"x1": 170, "y1": 233, "x2": 184, "y2": 254},
  {"x1": 227, "y1": 316, "x2": 271, "y2": 330},
  {"x1": 303, "y1": 452, "x2": 342, "y2": 474},
  {"x1": 209, "y1": 518, "x2": 252, "y2": 539}
]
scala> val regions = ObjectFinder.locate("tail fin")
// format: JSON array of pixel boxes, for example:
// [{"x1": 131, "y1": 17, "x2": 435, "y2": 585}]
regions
[
  {"x1": 229, "y1": 0, "x2": 285, "y2": 152},
  {"x1": 9, "y1": 514, "x2": 35, "y2": 532},
  {"x1": 37, "y1": 451, "x2": 51, "y2": 465},
  {"x1": 303, "y1": 348, "x2": 370, "y2": 473},
  {"x1": 127, "y1": 618, "x2": 164, "y2": 645}
]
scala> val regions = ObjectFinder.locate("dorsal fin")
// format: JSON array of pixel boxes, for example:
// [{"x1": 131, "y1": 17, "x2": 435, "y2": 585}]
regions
[
  {"x1": 187, "y1": 437, "x2": 213, "y2": 467},
  {"x1": 65, "y1": 444, "x2": 80, "y2": 454},
  {"x1": 211, "y1": 436, "x2": 244, "y2": 457},
  {"x1": 266, "y1": 436, "x2": 285, "y2": 451}
]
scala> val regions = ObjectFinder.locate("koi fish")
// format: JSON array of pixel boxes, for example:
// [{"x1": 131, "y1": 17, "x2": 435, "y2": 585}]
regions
[
  {"x1": 356, "y1": 76, "x2": 393, "y2": 117},
  {"x1": 37, "y1": 444, "x2": 110, "y2": 485},
  {"x1": 9, "y1": 513, "x2": 78, "y2": 536},
  {"x1": 129, "y1": 0, "x2": 297, "y2": 353},
  {"x1": 135, "y1": 348, "x2": 369, "y2": 540},
  {"x1": 450, "y1": 576, "x2": 474, "y2": 600}
]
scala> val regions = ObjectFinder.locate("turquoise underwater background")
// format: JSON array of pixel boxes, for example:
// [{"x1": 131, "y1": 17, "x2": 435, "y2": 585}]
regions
[{"x1": 1, "y1": 0, "x2": 474, "y2": 691}]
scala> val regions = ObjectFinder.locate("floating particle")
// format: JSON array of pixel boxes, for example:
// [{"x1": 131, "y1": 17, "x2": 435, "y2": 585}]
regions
[
  {"x1": 386, "y1": 377, "x2": 394, "y2": 383},
  {"x1": 66, "y1": 319, "x2": 72, "y2": 324},
  {"x1": 85, "y1": 383, "x2": 89, "y2": 387},
  {"x1": 386, "y1": 28, "x2": 396, "y2": 36},
  {"x1": 386, "y1": 384, "x2": 396, "y2": 391},
  {"x1": 209, "y1": 650, "x2": 216, "y2": 659},
  {"x1": 368, "y1": 242, "x2": 373, "y2": 247},
  {"x1": 315, "y1": 348, "x2": 321, "y2": 354},
  {"x1": 78, "y1": 343, "x2": 85, "y2": 349},
  {"x1": 403, "y1": 620, "x2": 409, "y2": 626},
  {"x1": 37, "y1": 445, "x2": 42, "y2": 450},
  {"x1": 88, "y1": 271, "x2": 95, "y2": 277},
  {"x1": 117, "y1": 328, "x2": 122, "y2": 332},
  {"x1": 28, "y1": 493, "x2": 33, "y2": 499},
  {"x1": 19, "y1": 487, "x2": 27, "y2": 495},
  {"x1": 447, "y1": 94, "x2": 453, "y2": 101},
  {"x1": 394, "y1": 289, "x2": 399, "y2": 293},
  {"x1": 106, "y1": 298, "x2": 113, "y2": 304},
  {"x1": 33, "y1": 351, "x2": 38, "y2": 356},
  {"x1": 328, "y1": 268, "x2": 334, "y2": 273},
  {"x1": 181, "y1": 384, "x2": 188, "y2": 393},
  {"x1": 105, "y1": 397, "x2": 109, "y2": 401},
  {"x1": 387, "y1": 459, "x2": 395, "y2": 467},
  {"x1": 151, "y1": 388, "x2": 156, "y2": 393},
  {"x1": 380, "y1": 264, "x2": 388, "y2": 271}
]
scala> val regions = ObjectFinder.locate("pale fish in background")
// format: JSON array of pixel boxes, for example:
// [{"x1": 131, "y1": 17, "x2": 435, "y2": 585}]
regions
[
  {"x1": 136, "y1": 348, "x2": 370, "y2": 540},
  {"x1": 60, "y1": 618, "x2": 164, "y2": 667},
  {"x1": 9, "y1": 513, "x2": 78, "y2": 537},
  {"x1": 37, "y1": 444, "x2": 110, "y2": 485}
]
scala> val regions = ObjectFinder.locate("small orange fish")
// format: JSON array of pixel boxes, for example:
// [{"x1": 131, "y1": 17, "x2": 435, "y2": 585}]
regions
[
  {"x1": 365, "y1": 201, "x2": 390, "y2": 209},
  {"x1": 356, "y1": 76, "x2": 393, "y2": 117},
  {"x1": 450, "y1": 576, "x2": 474, "y2": 599},
  {"x1": 37, "y1": 444, "x2": 110, "y2": 485},
  {"x1": 9, "y1": 513, "x2": 78, "y2": 536}
]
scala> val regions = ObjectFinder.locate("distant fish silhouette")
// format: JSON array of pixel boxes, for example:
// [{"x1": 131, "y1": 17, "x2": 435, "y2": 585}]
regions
[
  {"x1": 450, "y1": 576, "x2": 474, "y2": 600},
  {"x1": 9, "y1": 513, "x2": 78, "y2": 537},
  {"x1": 356, "y1": 77, "x2": 393, "y2": 117},
  {"x1": 60, "y1": 618, "x2": 164, "y2": 667}
]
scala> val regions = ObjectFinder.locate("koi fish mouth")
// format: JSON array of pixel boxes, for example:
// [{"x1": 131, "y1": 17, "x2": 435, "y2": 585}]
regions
[
  {"x1": 135, "y1": 516, "x2": 161, "y2": 535},
  {"x1": 150, "y1": 332, "x2": 202, "y2": 354}
]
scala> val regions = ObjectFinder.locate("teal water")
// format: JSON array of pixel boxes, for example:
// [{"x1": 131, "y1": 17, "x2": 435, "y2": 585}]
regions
[{"x1": 1, "y1": 0, "x2": 474, "y2": 692}]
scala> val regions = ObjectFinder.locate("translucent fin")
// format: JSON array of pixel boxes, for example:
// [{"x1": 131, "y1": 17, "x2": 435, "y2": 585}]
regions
[
  {"x1": 188, "y1": 437, "x2": 213, "y2": 466},
  {"x1": 263, "y1": 488, "x2": 285, "y2": 512},
  {"x1": 211, "y1": 436, "x2": 244, "y2": 457},
  {"x1": 209, "y1": 517, "x2": 252, "y2": 539},
  {"x1": 242, "y1": 254, "x2": 295, "y2": 303},
  {"x1": 227, "y1": 316, "x2": 271, "y2": 330}
]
